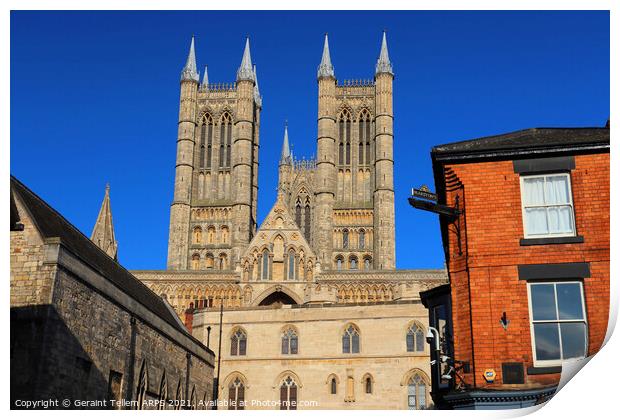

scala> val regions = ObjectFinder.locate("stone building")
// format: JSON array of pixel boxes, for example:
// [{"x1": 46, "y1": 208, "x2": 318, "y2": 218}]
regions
[
  {"x1": 415, "y1": 125, "x2": 610, "y2": 409},
  {"x1": 10, "y1": 177, "x2": 215, "y2": 409},
  {"x1": 133, "y1": 33, "x2": 447, "y2": 410}
]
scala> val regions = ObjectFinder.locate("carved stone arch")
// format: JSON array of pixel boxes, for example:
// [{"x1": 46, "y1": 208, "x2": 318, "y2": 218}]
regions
[
  {"x1": 219, "y1": 108, "x2": 235, "y2": 123},
  {"x1": 400, "y1": 368, "x2": 431, "y2": 387},
  {"x1": 357, "y1": 107, "x2": 372, "y2": 122},
  {"x1": 361, "y1": 372, "x2": 375, "y2": 385},
  {"x1": 198, "y1": 109, "x2": 215, "y2": 124},
  {"x1": 252, "y1": 285, "x2": 303, "y2": 306},
  {"x1": 272, "y1": 370, "x2": 303, "y2": 389},
  {"x1": 337, "y1": 106, "x2": 353, "y2": 121},
  {"x1": 326, "y1": 373, "x2": 340, "y2": 385},
  {"x1": 222, "y1": 371, "x2": 250, "y2": 390}
]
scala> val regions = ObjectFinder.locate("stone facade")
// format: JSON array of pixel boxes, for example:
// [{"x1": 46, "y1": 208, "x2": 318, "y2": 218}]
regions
[
  {"x1": 132, "y1": 33, "x2": 447, "y2": 410},
  {"x1": 10, "y1": 177, "x2": 215, "y2": 409},
  {"x1": 193, "y1": 302, "x2": 433, "y2": 410}
]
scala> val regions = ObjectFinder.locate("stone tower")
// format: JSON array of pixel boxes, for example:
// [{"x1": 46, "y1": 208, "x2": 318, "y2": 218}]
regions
[
  {"x1": 314, "y1": 32, "x2": 396, "y2": 270},
  {"x1": 314, "y1": 34, "x2": 337, "y2": 269},
  {"x1": 167, "y1": 37, "x2": 260, "y2": 270},
  {"x1": 373, "y1": 32, "x2": 395, "y2": 269},
  {"x1": 91, "y1": 183, "x2": 118, "y2": 259}
]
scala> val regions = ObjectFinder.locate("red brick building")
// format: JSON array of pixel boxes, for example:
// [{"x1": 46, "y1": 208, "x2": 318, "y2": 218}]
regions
[{"x1": 417, "y1": 124, "x2": 610, "y2": 409}]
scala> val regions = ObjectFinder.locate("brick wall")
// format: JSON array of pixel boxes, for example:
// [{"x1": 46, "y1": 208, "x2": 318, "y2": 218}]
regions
[{"x1": 442, "y1": 153, "x2": 610, "y2": 390}]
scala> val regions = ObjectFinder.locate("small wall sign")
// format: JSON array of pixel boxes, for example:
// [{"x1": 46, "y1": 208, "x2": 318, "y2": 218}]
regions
[
  {"x1": 411, "y1": 185, "x2": 438, "y2": 202},
  {"x1": 483, "y1": 369, "x2": 496, "y2": 383}
]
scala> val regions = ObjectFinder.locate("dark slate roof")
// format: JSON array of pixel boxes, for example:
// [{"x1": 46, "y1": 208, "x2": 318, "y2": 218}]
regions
[
  {"x1": 432, "y1": 126, "x2": 610, "y2": 162},
  {"x1": 10, "y1": 176, "x2": 190, "y2": 338}
]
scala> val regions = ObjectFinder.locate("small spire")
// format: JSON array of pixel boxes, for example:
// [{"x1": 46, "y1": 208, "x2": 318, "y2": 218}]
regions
[
  {"x1": 280, "y1": 122, "x2": 292, "y2": 165},
  {"x1": 375, "y1": 31, "x2": 393, "y2": 76},
  {"x1": 91, "y1": 183, "x2": 118, "y2": 260},
  {"x1": 253, "y1": 64, "x2": 262, "y2": 107},
  {"x1": 180, "y1": 36, "x2": 199, "y2": 82},
  {"x1": 317, "y1": 33, "x2": 335, "y2": 79},
  {"x1": 237, "y1": 37, "x2": 255, "y2": 82},
  {"x1": 200, "y1": 65, "x2": 209, "y2": 90}
]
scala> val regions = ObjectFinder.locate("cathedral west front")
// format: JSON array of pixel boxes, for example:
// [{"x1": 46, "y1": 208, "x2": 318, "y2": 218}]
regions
[{"x1": 131, "y1": 33, "x2": 446, "y2": 409}]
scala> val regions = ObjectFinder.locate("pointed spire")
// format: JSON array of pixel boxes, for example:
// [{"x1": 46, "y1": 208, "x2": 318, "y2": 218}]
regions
[
  {"x1": 91, "y1": 183, "x2": 118, "y2": 260},
  {"x1": 200, "y1": 65, "x2": 209, "y2": 90},
  {"x1": 181, "y1": 36, "x2": 199, "y2": 82},
  {"x1": 317, "y1": 33, "x2": 335, "y2": 79},
  {"x1": 375, "y1": 31, "x2": 393, "y2": 76},
  {"x1": 237, "y1": 37, "x2": 255, "y2": 82},
  {"x1": 253, "y1": 64, "x2": 262, "y2": 107},
  {"x1": 280, "y1": 121, "x2": 292, "y2": 165}
]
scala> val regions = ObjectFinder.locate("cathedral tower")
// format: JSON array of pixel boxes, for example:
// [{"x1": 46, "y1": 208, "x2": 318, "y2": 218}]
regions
[
  {"x1": 373, "y1": 32, "x2": 395, "y2": 269},
  {"x1": 167, "y1": 36, "x2": 199, "y2": 270},
  {"x1": 167, "y1": 37, "x2": 260, "y2": 270},
  {"x1": 314, "y1": 34, "x2": 337, "y2": 268},
  {"x1": 315, "y1": 32, "x2": 396, "y2": 270}
]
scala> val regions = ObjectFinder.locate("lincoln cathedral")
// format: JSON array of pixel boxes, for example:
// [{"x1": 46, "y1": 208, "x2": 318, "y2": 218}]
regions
[
  {"x1": 10, "y1": 32, "x2": 445, "y2": 410},
  {"x1": 130, "y1": 33, "x2": 445, "y2": 409}
]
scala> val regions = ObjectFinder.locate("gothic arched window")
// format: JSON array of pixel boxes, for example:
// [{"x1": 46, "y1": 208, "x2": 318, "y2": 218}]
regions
[
  {"x1": 359, "y1": 230, "x2": 365, "y2": 249},
  {"x1": 262, "y1": 249, "x2": 270, "y2": 280},
  {"x1": 279, "y1": 376, "x2": 297, "y2": 410},
  {"x1": 336, "y1": 256, "x2": 343, "y2": 270},
  {"x1": 281, "y1": 327, "x2": 299, "y2": 355},
  {"x1": 219, "y1": 253, "x2": 228, "y2": 270},
  {"x1": 230, "y1": 328, "x2": 247, "y2": 356},
  {"x1": 342, "y1": 229, "x2": 349, "y2": 249},
  {"x1": 304, "y1": 204, "x2": 311, "y2": 241},
  {"x1": 207, "y1": 226, "x2": 215, "y2": 244},
  {"x1": 221, "y1": 226, "x2": 229, "y2": 244},
  {"x1": 342, "y1": 324, "x2": 360, "y2": 354},
  {"x1": 288, "y1": 250, "x2": 296, "y2": 280},
  {"x1": 295, "y1": 203, "x2": 302, "y2": 228},
  {"x1": 191, "y1": 254, "x2": 200, "y2": 270},
  {"x1": 364, "y1": 374, "x2": 373, "y2": 394},
  {"x1": 358, "y1": 109, "x2": 371, "y2": 165},
  {"x1": 407, "y1": 374, "x2": 428, "y2": 410},
  {"x1": 364, "y1": 257, "x2": 372, "y2": 271},
  {"x1": 193, "y1": 226, "x2": 202, "y2": 244},
  {"x1": 200, "y1": 114, "x2": 214, "y2": 169},
  {"x1": 220, "y1": 113, "x2": 233, "y2": 169},
  {"x1": 407, "y1": 323, "x2": 425, "y2": 352},
  {"x1": 330, "y1": 377, "x2": 337, "y2": 394},
  {"x1": 200, "y1": 121, "x2": 206, "y2": 168},
  {"x1": 228, "y1": 377, "x2": 245, "y2": 410},
  {"x1": 205, "y1": 253, "x2": 214, "y2": 270},
  {"x1": 338, "y1": 110, "x2": 352, "y2": 165},
  {"x1": 349, "y1": 256, "x2": 358, "y2": 270}
]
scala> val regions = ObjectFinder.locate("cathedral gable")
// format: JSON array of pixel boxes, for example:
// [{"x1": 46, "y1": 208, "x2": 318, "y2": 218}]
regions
[{"x1": 239, "y1": 198, "x2": 317, "y2": 282}]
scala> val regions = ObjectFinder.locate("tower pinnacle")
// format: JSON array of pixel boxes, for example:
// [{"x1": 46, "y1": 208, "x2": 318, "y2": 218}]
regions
[
  {"x1": 317, "y1": 33, "x2": 335, "y2": 79},
  {"x1": 180, "y1": 36, "x2": 199, "y2": 82},
  {"x1": 91, "y1": 183, "x2": 118, "y2": 260},
  {"x1": 253, "y1": 64, "x2": 262, "y2": 107},
  {"x1": 375, "y1": 31, "x2": 393, "y2": 76},
  {"x1": 200, "y1": 65, "x2": 209, "y2": 90},
  {"x1": 237, "y1": 37, "x2": 255, "y2": 82},
  {"x1": 280, "y1": 122, "x2": 292, "y2": 165}
]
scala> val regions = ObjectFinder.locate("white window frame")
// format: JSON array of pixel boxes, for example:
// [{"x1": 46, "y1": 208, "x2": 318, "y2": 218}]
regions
[
  {"x1": 526, "y1": 281, "x2": 588, "y2": 367},
  {"x1": 519, "y1": 173, "x2": 576, "y2": 239}
]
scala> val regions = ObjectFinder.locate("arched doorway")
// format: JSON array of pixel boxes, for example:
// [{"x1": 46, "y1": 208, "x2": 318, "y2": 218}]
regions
[{"x1": 258, "y1": 291, "x2": 297, "y2": 306}]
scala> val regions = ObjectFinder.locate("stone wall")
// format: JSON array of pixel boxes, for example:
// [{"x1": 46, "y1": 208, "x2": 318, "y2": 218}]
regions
[{"x1": 193, "y1": 302, "x2": 433, "y2": 409}]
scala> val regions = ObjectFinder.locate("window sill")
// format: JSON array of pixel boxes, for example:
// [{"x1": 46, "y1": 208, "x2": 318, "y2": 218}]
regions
[
  {"x1": 520, "y1": 236, "x2": 584, "y2": 246},
  {"x1": 527, "y1": 366, "x2": 562, "y2": 375}
]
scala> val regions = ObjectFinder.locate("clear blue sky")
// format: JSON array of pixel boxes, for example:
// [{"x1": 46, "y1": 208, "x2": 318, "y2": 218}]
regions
[{"x1": 10, "y1": 10, "x2": 609, "y2": 270}]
